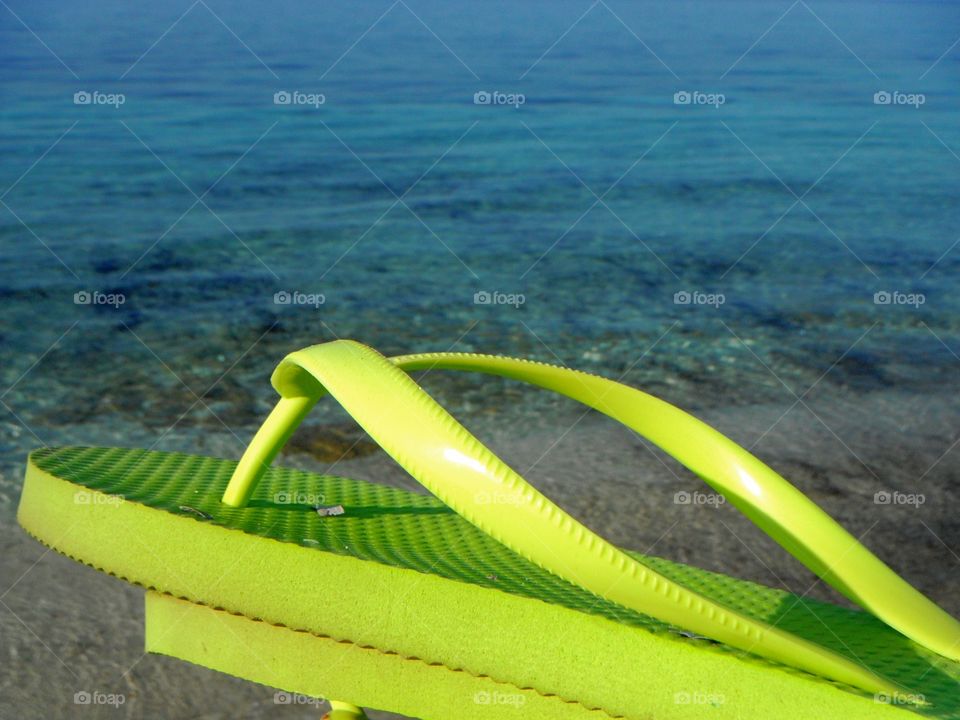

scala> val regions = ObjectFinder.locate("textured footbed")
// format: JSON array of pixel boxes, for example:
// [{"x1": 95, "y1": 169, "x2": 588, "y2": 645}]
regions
[{"x1": 17, "y1": 446, "x2": 960, "y2": 719}]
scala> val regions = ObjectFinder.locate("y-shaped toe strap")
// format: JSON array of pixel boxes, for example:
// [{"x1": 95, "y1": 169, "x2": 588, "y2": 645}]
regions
[{"x1": 223, "y1": 340, "x2": 956, "y2": 698}]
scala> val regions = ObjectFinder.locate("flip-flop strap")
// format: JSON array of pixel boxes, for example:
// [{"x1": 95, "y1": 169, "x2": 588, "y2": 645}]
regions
[
  {"x1": 390, "y1": 351, "x2": 960, "y2": 665},
  {"x1": 221, "y1": 340, "x2": 927, "y2": 697}
]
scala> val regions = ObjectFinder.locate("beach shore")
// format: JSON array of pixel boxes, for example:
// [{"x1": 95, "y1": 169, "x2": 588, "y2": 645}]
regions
[{"x1": 2, "y1": 386, "x2": 958, "y2": 719}]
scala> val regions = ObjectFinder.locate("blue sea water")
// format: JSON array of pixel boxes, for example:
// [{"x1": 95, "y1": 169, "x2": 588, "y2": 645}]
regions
[{"x1": 0, "y1": 0, "x2": 959, "y2": 508}]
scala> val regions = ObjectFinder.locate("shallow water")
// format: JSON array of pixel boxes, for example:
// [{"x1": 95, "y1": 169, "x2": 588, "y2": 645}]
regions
[
  {"x1": 2, "y1": 1, "x2": 958, "y2": 513},
  {"x1": 1, "y1": 1, "x2": 959, "y2": 718}
]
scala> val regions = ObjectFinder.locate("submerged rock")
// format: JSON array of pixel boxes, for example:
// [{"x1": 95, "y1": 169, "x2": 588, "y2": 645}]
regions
[{"x1": 286, "y1": 423, "x2": 380, "y2": 462}]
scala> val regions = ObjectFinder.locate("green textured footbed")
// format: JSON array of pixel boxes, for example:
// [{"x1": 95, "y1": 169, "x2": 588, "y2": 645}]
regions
[{"x1": 17, "y1": 446, "x2": 960, "y2": 719}]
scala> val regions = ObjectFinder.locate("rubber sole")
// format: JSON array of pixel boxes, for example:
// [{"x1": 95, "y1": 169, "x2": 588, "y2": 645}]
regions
[
  {"x1": 18, "y1": 446, "x2": 960, "y2": 719},
  {"x1": 145, "y1": 591, "x2": 616, "y2": 719}
]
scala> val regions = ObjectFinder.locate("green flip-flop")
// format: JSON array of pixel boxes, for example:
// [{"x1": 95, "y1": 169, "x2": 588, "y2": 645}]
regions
[{"x1": 17, "y1": 340, "x2": 960, "y2": 719}]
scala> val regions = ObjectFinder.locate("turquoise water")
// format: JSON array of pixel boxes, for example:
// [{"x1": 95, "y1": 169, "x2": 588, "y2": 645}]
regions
[{"x1": 1, "y1": 0, "x2": 959, "y2": 507}]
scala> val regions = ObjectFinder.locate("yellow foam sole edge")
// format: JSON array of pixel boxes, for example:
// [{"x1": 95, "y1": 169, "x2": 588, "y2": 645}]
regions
[
  {"x1": 19, "y1": 453, "x2": 919, "y2": 719},
  {"x1": 145, "y1": 591, "x2": 604, "y2": 719}
]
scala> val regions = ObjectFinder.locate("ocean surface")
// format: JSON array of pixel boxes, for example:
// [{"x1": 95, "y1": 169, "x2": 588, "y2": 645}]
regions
[{"x1": 2, "y1": 0, "x2": 959, "y2": 511}]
